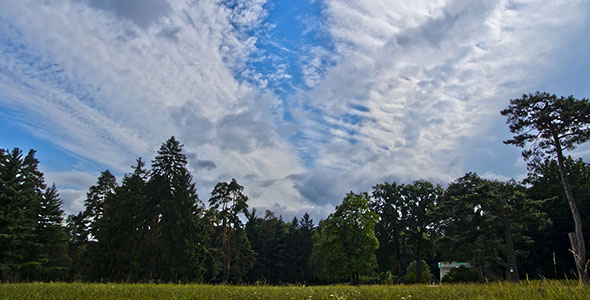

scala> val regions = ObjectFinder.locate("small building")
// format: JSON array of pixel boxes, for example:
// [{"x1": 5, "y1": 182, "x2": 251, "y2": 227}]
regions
[{"x1": 438, "y1": 261, "x2": 473, "y2": 282}]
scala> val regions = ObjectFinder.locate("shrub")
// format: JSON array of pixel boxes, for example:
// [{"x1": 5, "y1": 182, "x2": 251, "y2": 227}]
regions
[
  {"x1": 403, "y1": 260, "x2": 433, "y2": 284},
  {"x1": 442, "y1": 266, "x2": 479, "y2": 283},
  {"x1": 379, "y1": 271, "x2": 400, "y2": 285}
]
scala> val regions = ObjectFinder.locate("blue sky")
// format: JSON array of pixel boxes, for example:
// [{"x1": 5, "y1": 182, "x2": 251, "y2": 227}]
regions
[{"x1": 1, "y1": 0, "x2": 589, "y2": 220}]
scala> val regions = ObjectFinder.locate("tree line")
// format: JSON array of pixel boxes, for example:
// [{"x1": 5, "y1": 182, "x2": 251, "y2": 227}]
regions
[{"x1": 0, "y1": 92, "x2": 589, "y2": 284}]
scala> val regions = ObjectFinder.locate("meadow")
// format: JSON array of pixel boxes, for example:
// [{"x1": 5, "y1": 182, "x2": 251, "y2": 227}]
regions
[{"x1": 1, "y1": 281, "x2": 589, "y2": 300}]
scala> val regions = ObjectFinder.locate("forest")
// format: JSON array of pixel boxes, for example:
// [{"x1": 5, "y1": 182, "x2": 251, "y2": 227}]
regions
[{"x1": 0, "y1": 92, "x2": 589, "y2": 284}]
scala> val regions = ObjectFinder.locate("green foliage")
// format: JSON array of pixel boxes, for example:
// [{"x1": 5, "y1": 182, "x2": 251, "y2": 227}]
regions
[
  {"x1": 501, "y1": 91, "x2": 590, "y2": 163},
  {"x1": 245, "y1": 210, "x2": 315, "y2": 284},
  {"x1": 83, "y1": 170, "x2": 118, "y2": 281},
  {"x1": 33, "y1": 185, "x2": 70, "y2": 281},
  {"x1": 442, "y1": 266, "x2": 479, "y2": 283},
  {"x1": 146, "y1": 137, "x2": 205, "y2": 282},
  {"x1": 401, "y1": 180, "x2": 442, "y2": 284},
  {"x1": 3, "y1": 131, "x2": 590, "y2": 285},
  {"x1": 98, "y1": 159, "x2": 149, "y2": 281},
  {"x1": 209, "y1": 178, "x2": 253, "y2": 283},
  {"x1": 523, "y1": 157, "x2": 590, "y2": 278},
  {"x1": 378, "y1": 271, "x2": 399, "y2": 285},
  {"x1": 317, "y1": 192, "x2": 379, "y2": 284},
  {"x1": 403, "y1": 260, "x2": 433, "y2": 284},
  {"x1": 65, "y1": 137, "x2": 210, "y2": 283},
  {"x1": 438, "y1": 173, "x2": 549, "y2": 282},
  {"x1": 371, "y1": 182, "x2": 408, "y2": 277},
  {"x1": 0, "y1": 148, "x2": 70, "y2": 281},
  {"x1": 501, "y1": 91, "x2": 590, "y2": 280}
]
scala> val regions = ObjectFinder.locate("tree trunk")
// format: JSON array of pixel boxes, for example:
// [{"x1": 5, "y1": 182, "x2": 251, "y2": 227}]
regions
[
  {"x1": 351, "y1": 271, "x2": 359, "y2": 285},
  {"x1": 503, "y1": 219, "x2": 519, "y2": 282},
  {"x1": 416, "y1": 233, "x2": 423, "y2": 284},
  {"x1": 222, "y1": 220, "x2": 230, "y2": 283},
  {"x1": 476, "y1": 265, "x2": 485, "y2": 282},
  {"x1": 554, "y1": 137, "x2": 587, "y2": 281},
  {"x1": 394, "y1": 233, "x2": 403, "y2": 277}
]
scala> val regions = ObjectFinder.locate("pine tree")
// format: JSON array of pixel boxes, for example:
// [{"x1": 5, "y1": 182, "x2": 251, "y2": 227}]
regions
[
  {"x1": 502, "y1": 92, "x2": 590, "y2": 280},
  {"x1": 209, "y1": 178, "x2": 252, "y2": 283}
]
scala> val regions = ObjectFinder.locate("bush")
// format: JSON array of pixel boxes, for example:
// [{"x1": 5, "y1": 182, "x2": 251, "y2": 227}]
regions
[
  {"x1": 403, "y1": 260, "x2": 433, "y2": 284},
  {"x1": 379, "y1": 271, "x2": 400, "y2": 285},
  {"x1": 358, "y1": 275, "x2": 380, "y2": 285},
  {"x1": 442, "y1": 266, "x2": 479, "y2": 283}
]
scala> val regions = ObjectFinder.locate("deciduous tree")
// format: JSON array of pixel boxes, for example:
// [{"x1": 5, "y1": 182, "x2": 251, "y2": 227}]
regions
[
  {"x1": 371, "y1": 182, "x2": 407, "y2": 277},
  {"x1": 318, "y1": 192, "x2": 379, "y2": 284},
  {"x1": 402, "y1": 180, "x2": 442, "y2": 283}
]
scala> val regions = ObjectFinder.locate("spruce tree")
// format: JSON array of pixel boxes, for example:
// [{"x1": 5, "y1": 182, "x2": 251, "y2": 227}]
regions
[
  {"x1": 34, "y1": 185, "x2": 70, "y2": 280},
  {"x1": 83, "y1": 170, "x2": 118, "y2": 281},
  {"x1": 20, "y1": 150, "x2": 48, "y2": 280},
  {"x1": 148, "y1": 136, "x2": 204, "y2": 282},
  {"x1": 1, "y1": 148, "x2": 70, "y2": 281},
  {"x1": 0, "y1": 148, "x2": 26, "y2": 281},
  {"x1": 100, "y1": 159, "x2": 149, "y2": 281},
  {"x1": 65, "y1": 212, "x2": 88, "y2": 280}
]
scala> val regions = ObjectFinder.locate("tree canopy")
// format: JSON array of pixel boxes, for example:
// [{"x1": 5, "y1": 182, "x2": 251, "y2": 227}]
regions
[
  {"x1": 2, "y1": 127, "x2": 589, "y2": 284},
  {"x1": 502, "y1": 92, "x2": 590, "y2": 280},
  {"x1": 317, "y1": 192, "x2": 379, "y2": 284}
]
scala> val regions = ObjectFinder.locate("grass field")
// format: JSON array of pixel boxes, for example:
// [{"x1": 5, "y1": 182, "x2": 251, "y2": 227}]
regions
[{"x1": 1, "y1": 280, "x2": 589, "y2": 300}]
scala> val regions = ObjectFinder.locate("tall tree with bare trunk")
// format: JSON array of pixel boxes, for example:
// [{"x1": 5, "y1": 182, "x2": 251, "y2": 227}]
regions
[{"x1": 501, "y1": 91, "x2": 590, "y2": 280}]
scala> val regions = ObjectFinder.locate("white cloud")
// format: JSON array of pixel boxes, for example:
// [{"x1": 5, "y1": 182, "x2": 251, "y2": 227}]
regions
[
  {"x1": 0, "y1": 0, "x2": 588, "y2": 218},
  {"x1": 43, "y1": 170, "x2": 98, "y2": 190},
  {"x1": 59, "y1": 189, "x2": 87, "y2": 215},
  {"x1": 0, "y1": 0, "x2": 311, "y2": 214},
  {"x1": 481, "y1": 171, "x2": 511, "y2": 182},
  {"x1": 292, "y1": 0, "x2": 589, "y2": 192}
]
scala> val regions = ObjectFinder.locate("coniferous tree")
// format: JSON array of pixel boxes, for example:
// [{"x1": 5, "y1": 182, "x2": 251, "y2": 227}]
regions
[
  {"x1": 34, "y1": 185, "x2": 70, "y2": 280},
  {"x1": 84, "y1": 170, "x2": 117, "y2": 241},
  {"x1": 245, "y1": 209, "x2": 288, "y2": 284},
  {"x1": 83, "y1": 170, "x2": 118, "y2": 281},
  {"x1": 0, "y1": 148, "x2": 27, "y2": 281},
  {"x1": 148, "y1": 136, "x2": 204, "y2": 282},
  {"x1": 439, "y1": 173, "x2": 550, "y2": 282},
  {"x1": 101, "y1": 159, "x2": 149, "y2": 281},
  {"x1": 502, "y1": 92, "x2": 590, "y2": 279},
  {"x1": 66, "y1": 212, "x2": 89, "y2": 280},
  {"x1": 285, "y1": 213, "x2": 314, "y2": 283},
  {"x1": 1, "y1": 148, "x2": 69, "y2": 281},
  {"x1": 19, "y1": 150, "x2": 47, "y2": 280},
  {"x1": 209, "y1": 178, "x2": 253, "y2": 283},
  {"x1": 524, "y1": 157, "x2": 590, "y2": 278}
]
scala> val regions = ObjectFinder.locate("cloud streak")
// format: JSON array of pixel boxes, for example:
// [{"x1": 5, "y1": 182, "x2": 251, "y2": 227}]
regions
[
  {"x1": 284, "y1": 0, "x2": 589, "y2": 204},
  {"x1": 0, "y1": 0, "x2": 588, "y2": 219}
]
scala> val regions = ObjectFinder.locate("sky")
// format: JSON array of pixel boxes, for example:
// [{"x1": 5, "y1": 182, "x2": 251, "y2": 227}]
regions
[{"x1": 1, "y1": 0, "x2": 589, "y2": 222}]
